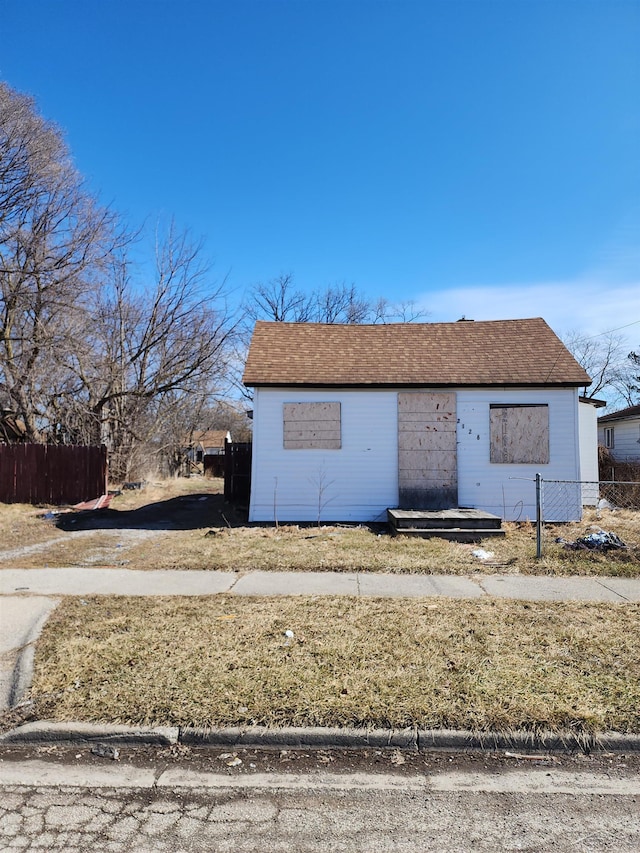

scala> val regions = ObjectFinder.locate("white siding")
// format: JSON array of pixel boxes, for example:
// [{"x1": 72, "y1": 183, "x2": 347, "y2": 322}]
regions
[
  {"x1": 457, "y1": 388, "x2": 581, "y2": 522},
  {"x1": 249, "y1": 386, "x2": 582, "y2": 523},
  {"x1": 597, "y1": 417, "x2": 640, "y2": 462},
  {"x1": 579, "y1": 401, "x2": 600, "y2": 505},
  {"x1": 249, "y1": 388, "x2": 399, "y2": 522}
]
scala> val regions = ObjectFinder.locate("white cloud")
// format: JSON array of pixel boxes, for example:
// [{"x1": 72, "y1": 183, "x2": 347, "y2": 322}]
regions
[{"x1": 420, "y1": 280, "x2": 640, "y2": 340}]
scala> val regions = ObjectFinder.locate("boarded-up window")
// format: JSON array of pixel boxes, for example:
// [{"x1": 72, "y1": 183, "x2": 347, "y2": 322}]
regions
[
  {"x1": 283, "y1": 402, "x2": 341, "y2": 449},
  {"x1": 490, "y1": 404, "x2": 549, "y2": 464}
]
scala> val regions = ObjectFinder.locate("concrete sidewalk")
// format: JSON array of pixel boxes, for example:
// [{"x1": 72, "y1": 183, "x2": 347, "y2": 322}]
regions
[
  {"x1": 0, "y1": 596, "x2": 59, "y2": 709},
  {"x1": 2, "y1": 566, "x2": 640, "y2": 601},
  {"x1": 2, "y1": 567, "x2": 639, "y2": 714}
]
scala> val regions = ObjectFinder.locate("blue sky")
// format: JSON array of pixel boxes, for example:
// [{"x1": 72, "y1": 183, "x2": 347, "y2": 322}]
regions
[{"x1": 1, "y1": 0, "x2": 639, "y2": 338}]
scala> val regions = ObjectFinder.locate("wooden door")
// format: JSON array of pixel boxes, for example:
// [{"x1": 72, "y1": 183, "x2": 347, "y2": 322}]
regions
[{"x1": 397, "y1": 392, "x2": 457, "y2": 509}]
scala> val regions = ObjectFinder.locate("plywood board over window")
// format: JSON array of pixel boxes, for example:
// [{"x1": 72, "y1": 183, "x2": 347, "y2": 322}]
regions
[
  {"x1": 283, "y1": 402, "x2": 341, "y2": 449},
  {"x1": 490, "y1": 404, "x2": 549, "y2": 464}
]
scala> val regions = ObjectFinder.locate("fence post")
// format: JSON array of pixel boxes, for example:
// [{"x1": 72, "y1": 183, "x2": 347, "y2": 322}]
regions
[{"x1": 535, "y1": 473, "x2": 542, "y2": 559}]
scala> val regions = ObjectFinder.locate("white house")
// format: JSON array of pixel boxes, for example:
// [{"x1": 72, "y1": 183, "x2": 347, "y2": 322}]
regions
[
  {"x1": 598, "y1": 404, "x2": 640, "y2": 462},
  {"x1": 243, "y1": 318, "x2": 592, "y2": 523}
]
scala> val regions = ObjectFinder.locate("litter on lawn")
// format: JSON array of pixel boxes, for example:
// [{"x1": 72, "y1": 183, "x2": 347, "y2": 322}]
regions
[
  {"x1": 557, "y1": 531, "x2": 626, "y2": 551},
  {"x1": 472, "y1": 548, "x2": 495, "y2": 561}
]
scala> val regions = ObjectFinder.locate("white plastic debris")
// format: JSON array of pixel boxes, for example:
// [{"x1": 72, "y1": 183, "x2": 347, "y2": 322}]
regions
[
  {"x1": 471, "y1": 549, "x2": 495, "y2": 561},
  {"x1": 218, "y1": 752, "x2": 242, "y2": 767},
  {"x1": 597, "y1": 498, "x2": 616, "y2": 511}
]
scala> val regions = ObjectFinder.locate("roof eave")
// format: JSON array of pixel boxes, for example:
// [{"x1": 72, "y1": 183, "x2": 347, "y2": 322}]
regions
[{"x1": 245, "y1": 380, "x2": 588, "y2": 389}]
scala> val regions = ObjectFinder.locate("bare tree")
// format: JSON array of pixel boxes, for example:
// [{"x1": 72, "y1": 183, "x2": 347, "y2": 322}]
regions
[
  {"x1": 0, "y1": 81, "x2": 122, "y2": 441},
  {"x1": 626, "y1": 349, "x2": 640, "y2": 403},
  {"x1": 313, "y1": 282, "x2": 371, "y2": 324},
  {"x1": 243, "y1": 273, "x2": 429, "y2": 326},
  {"x1": 0, "y1": 82, "x2": 238, "y2": 479},
  {"x1": 562, "y1": 329, "x2": 636, "y2": 408},
  {"x1": 371, "y1": 296, "x2": 429, "y2": 324},
  {"x1": 196, "y1": 399, "x2": 253, "y2": 442},
  {"x1": 68, "y1": 224, "x2": 237, "y2": 480},
  {"x1": 243, "y1": 273, "x2": 314, "y2": 323}
]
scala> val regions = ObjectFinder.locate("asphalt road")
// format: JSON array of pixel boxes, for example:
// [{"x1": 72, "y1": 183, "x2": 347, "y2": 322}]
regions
[{"x1": 1, "y1": 747, "x2": 639, "y2": 852}]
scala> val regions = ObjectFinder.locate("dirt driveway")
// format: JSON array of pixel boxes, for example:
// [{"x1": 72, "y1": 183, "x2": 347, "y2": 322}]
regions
[{"x1": 55, "y1": 492, "x2": 246, "y2": 532}]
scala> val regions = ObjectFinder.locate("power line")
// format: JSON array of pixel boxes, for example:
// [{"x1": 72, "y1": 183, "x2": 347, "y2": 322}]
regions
[{"x1": 591, "y1": 319, "x2": 640, "y2": 338}]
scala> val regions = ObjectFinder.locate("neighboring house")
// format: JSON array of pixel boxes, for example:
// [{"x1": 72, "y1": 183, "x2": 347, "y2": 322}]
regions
[
  {"x1": 242, "y1": 318, "x2": 592, "y2": 523},
  {"x1": 579, "y1": 397, "x2": 607, "y2": 505},
  {"x1": 187, "y1": 430, "x2": 231, "y2": 462},
  {"x1": 185, "y1": 429, "x2": 231, "y2": 477},
  {"x1": 598, "y1": 404, "x2": 640, "y2": 462}
]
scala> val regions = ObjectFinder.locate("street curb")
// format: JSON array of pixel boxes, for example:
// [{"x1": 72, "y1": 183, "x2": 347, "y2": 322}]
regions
[
  {"x1": 180, "y1": 726, "x2": 417, "y2": 749},
  {"x1": 7, "y1": 599, "x2": 61, "y2": 709},
  {"x1": 2, "y1": 721, "x2": 640, "y2": 753},
  {"x1": 0, "y1": 721, "x2": 179, "y2": 746}
]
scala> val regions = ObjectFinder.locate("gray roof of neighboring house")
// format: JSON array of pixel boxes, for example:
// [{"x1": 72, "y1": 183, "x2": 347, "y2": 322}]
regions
[{"x1": 598, "y1": 404, "x2": 640, "y2": 424}]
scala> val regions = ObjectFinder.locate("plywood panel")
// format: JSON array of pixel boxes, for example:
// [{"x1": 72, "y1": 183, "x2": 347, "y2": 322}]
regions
[
  {"x1": 284, "y1": 428, "x2": 341, "y2": 441},
  {"x1": 284, "y1": 439, "x2": 342, "y2": 450},
  {"x1": 490, "y1": 405, "x2": 549, "y2": 464},
  {"x1": 284, "y1": 402, "x2": 341, "y2": 449},
  {"x1": 398, "y1": 431, "x2": 458, "y2": 452},
  {"x1": 398, "y1": 392, "x2": 457, "y2": 509},
  {"x1": 283, "y1": 402, "x2": 340, "y2": 422},
  {"x1": 398, "y1": 395, "x2": 455, "y2": 416},
  {"x1": 397, "y1": 413, "x2": 457, "y2": 427}
]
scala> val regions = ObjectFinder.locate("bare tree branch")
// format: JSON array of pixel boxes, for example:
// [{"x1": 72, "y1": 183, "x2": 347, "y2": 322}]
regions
[{"x1": 562, "y1": 329, "x2": 636, "y2": 408}]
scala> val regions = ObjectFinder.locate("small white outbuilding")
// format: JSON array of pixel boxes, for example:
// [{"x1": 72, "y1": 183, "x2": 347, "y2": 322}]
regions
[{"x1": 242, "y1": 318, "x2": 592, "y2": 523}]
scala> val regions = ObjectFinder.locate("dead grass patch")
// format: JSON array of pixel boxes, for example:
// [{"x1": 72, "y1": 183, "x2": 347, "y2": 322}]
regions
[
  {"x1": 0, "y1": 503, "x2": 67, "y2": 554},
  {"x1": 112, "y1": 476, "x2": 220, "y2": 511},
  {"x1": 31, "y1": 596, "x2": 640, "y2": 735},
  {"x1": 3, "y1": 479, "x2": 640, "y2": 576},
  {"x1": 125, "y1": 524, "x2": 482, "y2": 574},
  {"x1": 119, "y1": 515, "x2": 640, "y2": 577}
]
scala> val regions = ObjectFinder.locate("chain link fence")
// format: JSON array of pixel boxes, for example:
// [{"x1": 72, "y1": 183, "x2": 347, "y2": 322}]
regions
[{"x1": 537, "y1": 476, "x2": 640, "y2": 557}]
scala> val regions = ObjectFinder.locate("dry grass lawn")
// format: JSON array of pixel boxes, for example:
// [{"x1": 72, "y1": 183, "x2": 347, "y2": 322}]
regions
[
  {"x1": 120, "y1": 512, "x2": 640, "y2": 577},
  {"x1": 31, "y1": 595, "x2": 640, "y2": 735},
  {"x1": 1, "y1": 478, "x2": 639, "y2": 576},
  {"x1": 0, "y1": 503, "x2": 68, "y2": 553}
]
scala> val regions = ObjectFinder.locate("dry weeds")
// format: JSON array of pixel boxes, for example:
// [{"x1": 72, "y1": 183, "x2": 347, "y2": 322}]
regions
[
  {"x1": 0, "y1": 503, "x2": 67, "y2": 554},
  {"x1": 112, "y1": 476, "x2": 216, "y2": 510},
  {"x1": 1, "y1": 479, "x2": 639, "y2": 576},
  {"x1": 31, "y1": 595, "x2": 640, "y2": 735}
]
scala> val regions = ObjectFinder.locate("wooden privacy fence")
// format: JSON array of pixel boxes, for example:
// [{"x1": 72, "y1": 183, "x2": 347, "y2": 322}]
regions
[
  {"x1": 0, "y1": 444, "x2": 108, "y2": 506},
  {"x1": 224, "y1": 441, "x2": 252, "y2": 502}
]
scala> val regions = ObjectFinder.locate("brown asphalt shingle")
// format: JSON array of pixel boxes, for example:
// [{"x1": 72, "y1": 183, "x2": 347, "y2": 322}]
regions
[{"x1": 242, "y1": 318, "x2": 591, "y2": 387}]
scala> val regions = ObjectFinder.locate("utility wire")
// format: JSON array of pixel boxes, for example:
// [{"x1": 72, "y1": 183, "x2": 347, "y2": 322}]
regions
[{"x1": 590, "y1": 319, "x2": 640, "y2": 338}]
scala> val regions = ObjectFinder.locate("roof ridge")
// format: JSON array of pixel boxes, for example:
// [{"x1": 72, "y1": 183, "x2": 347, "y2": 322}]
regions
[{"x1": 243, "y1": 317, "x2": 590, "y2": 388}]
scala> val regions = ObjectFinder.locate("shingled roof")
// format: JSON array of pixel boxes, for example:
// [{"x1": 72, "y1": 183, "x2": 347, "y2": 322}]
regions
[
  {"x1": 598, "y1": 403, "x2": 640, "y2": 423},
  {"x1": 243, "y1": 318, "x2": 591, "y2": 388}
]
